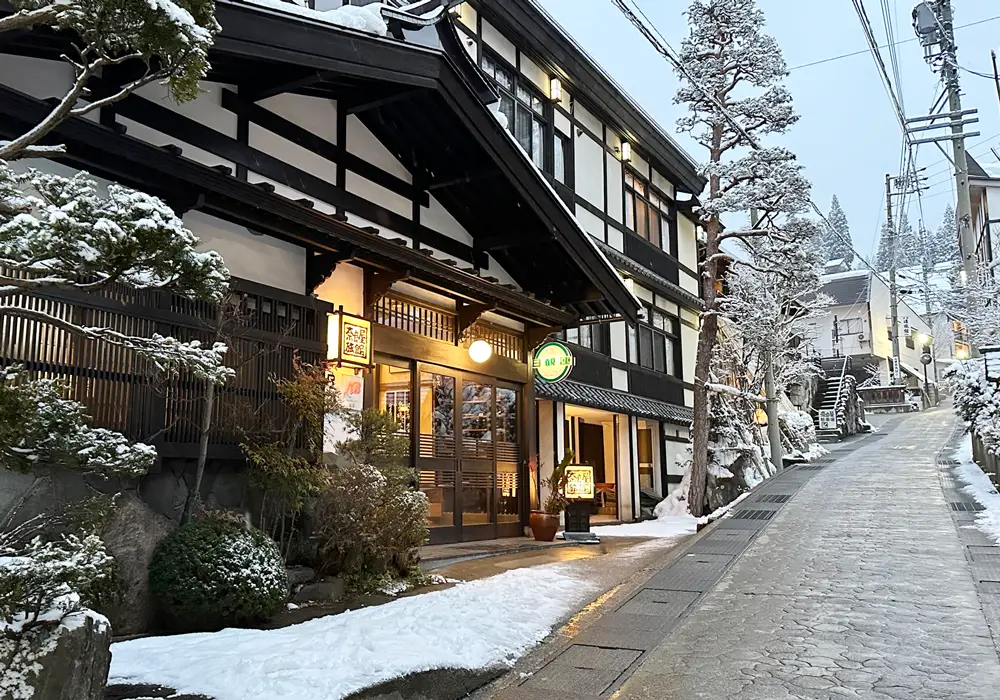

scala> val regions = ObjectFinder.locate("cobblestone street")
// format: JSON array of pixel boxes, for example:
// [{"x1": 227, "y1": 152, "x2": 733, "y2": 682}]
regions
[{"x1": 614, "y1": 408, "x2": 1000, "y2": 699}]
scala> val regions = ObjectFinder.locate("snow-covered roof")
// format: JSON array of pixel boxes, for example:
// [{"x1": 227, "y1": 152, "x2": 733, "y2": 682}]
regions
[
  {"x1": 821, "y1": 269, "x2": 869, "y2": 282},
  {"x1": 239, "y1": 0, "x2": 390, "y2": 35}
]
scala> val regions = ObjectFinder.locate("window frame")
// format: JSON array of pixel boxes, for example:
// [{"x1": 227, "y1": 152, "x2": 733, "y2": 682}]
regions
[
  {"x1": 624, "y1": 167, "x2": 678, "y2": 257},
  {"x1": 480, "y1": 50, "x2": 549, "y2": 171},
  {"x1": 630, "y1": 304, "x2": 681, "y2": 378},
  {"x1": 563, "y1": 323, "x2": 611, "y2": 356}
]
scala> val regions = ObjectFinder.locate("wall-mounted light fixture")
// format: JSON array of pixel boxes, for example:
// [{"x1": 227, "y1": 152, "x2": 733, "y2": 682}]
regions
[
  {"x1": 468, "y1": 339, "x2": 493, "y2": 363},
  {"x1": 549, "y1": 77, "x2": 563, "y2": 103},
  {"x1": 620, "y1": 141, "x2": 632, "y2": 162}
]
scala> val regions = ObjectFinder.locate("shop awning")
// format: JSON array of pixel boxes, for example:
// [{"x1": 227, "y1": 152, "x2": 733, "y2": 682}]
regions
[{"x1": 535, "y1": 379, "x2": 693, "y2": 427}]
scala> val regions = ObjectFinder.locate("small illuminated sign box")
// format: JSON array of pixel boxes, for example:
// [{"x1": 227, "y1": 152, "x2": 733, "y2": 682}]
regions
[
  {"x1": 328, "y1": 309, "x2": 372, "y2": 369},
  {"x1": 983, "y1": 346, "x2": 1000, "y2": 381},
  {"x1": 564, "y1": 465, "x2": 595, "y2": 501},
  {"x1": 533, "y1": 341, "x2": 574, "y2": 384}
]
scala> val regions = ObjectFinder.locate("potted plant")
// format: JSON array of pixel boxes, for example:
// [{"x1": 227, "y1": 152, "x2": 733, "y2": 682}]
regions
[{"x1": 529, "y1": 451, "x2": 575, "y2": 542}]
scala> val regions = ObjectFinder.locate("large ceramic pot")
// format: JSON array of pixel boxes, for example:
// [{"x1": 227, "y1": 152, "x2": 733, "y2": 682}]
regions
[{"x1": 529, "y1": 511, "x2": 560, "y2": 542}]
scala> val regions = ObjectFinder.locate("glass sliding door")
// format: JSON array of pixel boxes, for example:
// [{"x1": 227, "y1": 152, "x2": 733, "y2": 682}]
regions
[{"x1": 417, "y1": 369, "x2": 458, "y2": 543}]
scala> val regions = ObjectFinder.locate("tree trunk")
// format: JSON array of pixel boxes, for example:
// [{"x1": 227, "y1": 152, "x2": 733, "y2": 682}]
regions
[
  {"x1": 181, "y1": 379, "x2": 215, "y2": 523},
  {"x1": 687, "y1": 129, "x2": 724, "y2": 518}
]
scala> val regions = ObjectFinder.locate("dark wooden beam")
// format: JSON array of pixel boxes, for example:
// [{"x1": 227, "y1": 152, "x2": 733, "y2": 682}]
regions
[
  {"x1": 247, "y1": 70, "x2": 335, "y2": 101},
  {"x1": 345, "y1": 87, "x2": 425, "y2": 115},
  {"x1": 526, "y1": 325, "x2": 559, "y2": 351},
  {"x1": 220, "y1": 88, "x2": 429, "y2": 207},
  {"x1": 456, "y1": 300, "x2": 494, "y2": 340},
  {"x1": 475, "y1": 234, "x2": 537, "y2": 252},
  {"x1": 90, "y1": 84, "x2": 470, "y2": 262},
  {"x1": 427, "y1": 168, "x2": 500, "y2": 191},
  {"x1": 364, "y1": 267, "x2": 410, "y2": 317},
  {"x1": 306, "y1": 248, "x2": 355, "y2": 293}
]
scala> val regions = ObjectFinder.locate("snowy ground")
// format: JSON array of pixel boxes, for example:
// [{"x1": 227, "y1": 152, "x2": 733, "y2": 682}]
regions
[
  {"x1": 109, "y1": 562, "x2": 604, "y2": 700},
  {"x1": 589, "y1": 515, "x2": 698, "y2": 539},
  {"x1": 954, "y1": 440, "x2": 1000, "y2": 544}
]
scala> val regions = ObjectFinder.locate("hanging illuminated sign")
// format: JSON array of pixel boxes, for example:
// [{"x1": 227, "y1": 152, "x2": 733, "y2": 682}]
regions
[
  {"x1": 328, "y1": 309, "x2": 372, "y2": 369},
  {"x1": 565, "y1": 465, "x2": 595, "y2": 500},
  {"x1": 533, "y1": 341, "x2": 575, "y2": 383}
]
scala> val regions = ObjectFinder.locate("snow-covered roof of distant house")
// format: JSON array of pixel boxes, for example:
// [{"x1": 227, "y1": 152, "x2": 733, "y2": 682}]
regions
[
  {"x1": 820, "y1": 270, "x2": 871, "y2": 306},
  {"x1": 969, "y1": 154, "x2": 1000, "y2": 181}
]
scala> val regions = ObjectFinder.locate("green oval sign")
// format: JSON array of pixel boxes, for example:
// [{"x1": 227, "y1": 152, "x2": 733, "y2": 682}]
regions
[{"x1": 534, "y1": 341, "x2": 575, "y2": 383}]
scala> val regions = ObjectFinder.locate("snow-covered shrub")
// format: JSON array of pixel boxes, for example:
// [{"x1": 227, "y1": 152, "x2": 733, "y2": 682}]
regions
[
  {"x1": 946, "y1": 360, "x2": 1000, "y2": 454},
  {"x1": 310, "y1": 460, "x2": 429, "y2": 590},
  {"x1": 148, "y1": 519, "x2": 287, "y2": 631}
]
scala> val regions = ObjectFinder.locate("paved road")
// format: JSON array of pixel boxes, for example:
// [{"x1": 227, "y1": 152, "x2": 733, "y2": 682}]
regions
[{"x1": 616, "y1": 408, "x2": 1000, "y2": 699}]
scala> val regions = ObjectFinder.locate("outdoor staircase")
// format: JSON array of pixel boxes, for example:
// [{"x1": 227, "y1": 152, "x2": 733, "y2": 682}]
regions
[{"x1": 812, "y1": 358, "x2": 850, "y2": 442}]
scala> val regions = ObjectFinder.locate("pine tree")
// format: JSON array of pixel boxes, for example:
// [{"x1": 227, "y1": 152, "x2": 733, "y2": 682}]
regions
[
  {"x1": 931, "y1": 203, "x2": 960, "y2": 265},
  {"x1": 823, "y1": 195, "x2": 854, "y2": 266},
  {"x1": 873, "y1": 214, "x2": 919, "y2": 271},
  {"x1": 0, "y1": 0, "x2": 223, "y2": 675},
  {"x1": 674, "y1": 0, "x2": 809, "y2": 517}
]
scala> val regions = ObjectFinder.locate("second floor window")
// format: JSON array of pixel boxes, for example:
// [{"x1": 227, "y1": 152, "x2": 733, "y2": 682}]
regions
[
  {"x1": 481, "y1": 54, "x2": 546, "y2": 170},
  {"x1": 565, "y1": 323, "x2": 610, "y2": 355},
  {"x1": 628, "y1": 307, "x2": 679, "y2": 376},
  {"x1": 625, "y1": 171, "x2": 677, "y2": 256}
]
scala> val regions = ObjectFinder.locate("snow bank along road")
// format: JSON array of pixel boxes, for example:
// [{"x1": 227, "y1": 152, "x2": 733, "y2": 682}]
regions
[
  {"x1": 108, "y1": 535, "x2": 687, "y2": 700},
  {"x1": 615, "y1": 407, "x2": 1000, "y2": 700}
]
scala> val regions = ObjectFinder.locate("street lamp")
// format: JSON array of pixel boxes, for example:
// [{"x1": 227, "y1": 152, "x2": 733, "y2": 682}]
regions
[{"x1": 919, "y1": 334, "x2": 933, "y2": 408}]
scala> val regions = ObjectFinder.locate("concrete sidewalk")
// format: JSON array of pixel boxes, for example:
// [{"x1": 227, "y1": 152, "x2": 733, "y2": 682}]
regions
[
  {"x1": 616, "y1": 407, "x2": 1000, "y2": 699},
  {"x1": 483, "y1": 409, "x2": 1000, "y2": 699}
]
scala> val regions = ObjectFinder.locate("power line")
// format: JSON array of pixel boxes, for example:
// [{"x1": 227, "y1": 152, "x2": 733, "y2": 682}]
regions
[
  {"x1": 608, "y1": 0, "x2": 896, "y2": 294},
  {"x1": 787, "y1": 14, "x2": 1000, "y2": 71}
]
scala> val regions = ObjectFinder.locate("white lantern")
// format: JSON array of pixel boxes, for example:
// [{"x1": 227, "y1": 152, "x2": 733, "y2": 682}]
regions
[{"x1": 468, "y1": 339, "x2": 493, "y2": 363}]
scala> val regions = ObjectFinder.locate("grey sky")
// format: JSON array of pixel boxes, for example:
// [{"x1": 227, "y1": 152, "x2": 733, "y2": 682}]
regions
[{"x1": 539, "y1": 0, "x2": 1000, "y2": 263}]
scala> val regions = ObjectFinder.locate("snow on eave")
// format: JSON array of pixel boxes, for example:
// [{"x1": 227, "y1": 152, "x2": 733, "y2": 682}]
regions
[
  {"x1": 820, "y1": 269, "x2": 870, "y2": 282},
  {"x1": 227, "y1": 0, "x2": 400, "y2": 40}
]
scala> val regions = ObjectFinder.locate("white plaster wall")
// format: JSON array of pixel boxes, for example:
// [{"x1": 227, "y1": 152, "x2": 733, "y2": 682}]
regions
[
  {"x1": 575, "y1": 207, "x2": 606, "y2": 242},
  {"x1": 677, "y1": 215, "x2": 699, "y2": 272},
  {"x1": 663, "y1": 437, "x2": 688, "y2": 495},
  {"x1": 259, "y1": 93, "x2": 339, "y2": 145},
  {"x1": 617, "y1": 416, "x2": 636, "y2": 521},
  {"x1": 813, "y1": 304, "x2": 871, "y2": 358},
  {"x1": 519, "y1": 54, "x2": 548, "y2": 94},
  {"x1": 456, "y1": 2, "x2": 477, "y2": 32},
  {"x1": 612, "y1": 367, "x2": 629, "y2": 391},
  {"x1": 606, "y1": 153, "x2": 624, "y2": 224},
  {"x1": 575, "y1": 131, "x2": 605, "y2": 210},
  {"x1": 681, "y1": 323, "x2": 699, "y2": 386},
  {"x1": 135, "y1": 81, "x2": 237, "y2": 136},
  {"x1": 555, "y1": 110, "x2": 572, "y2": 137},
  {"x1": 629, "y1": 151, "x2": 650, "y2": 181},
  {"x1": 607, "y1": 226, "x2": 624, "y2": 252},
  {"x1": 314, "y1": 262, "x2": 364, "y2": 316},
  {"x1": 185, "y1": 211, "x2": 305, "y2": 294},
  {"x1": 423, "y1": 195, "x2": 474, "y2": 246},
  {"x1": 573, "y1": 102, "x2": 603, "y2": 138},
  {"x1": 679, "y1": 270, "x2": 700, "y2": 295},
  {"x1": 481, "y1": 19, "x2": 516, "y2": 65},
  {"x1": 610, "y1": 321, "x2": 628, "y2": 362},
  {"x1": 1, "y1": 54, "x2": 73, "y2": 101},
  {"x1": 868, "y1": 276, "x2": 892, "y2": 360},
  {"x1": 652, "y1": 169, "x2": 675, "y2": 199}
]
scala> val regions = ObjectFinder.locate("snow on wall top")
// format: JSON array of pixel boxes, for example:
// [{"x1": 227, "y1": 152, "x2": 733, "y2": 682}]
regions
[{"x1": 238, "y1": 0, "x2": 389, "y2": 36}]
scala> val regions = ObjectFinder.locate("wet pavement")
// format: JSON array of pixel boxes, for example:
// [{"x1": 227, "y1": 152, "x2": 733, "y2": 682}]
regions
[{"x1": 481, "y1": 408, "x2": 1000, "y2": 699}]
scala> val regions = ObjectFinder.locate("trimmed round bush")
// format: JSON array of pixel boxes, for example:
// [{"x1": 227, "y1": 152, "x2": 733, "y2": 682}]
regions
[{"x1": 149, "y1": 519, "x2": 288, "y2": 631}]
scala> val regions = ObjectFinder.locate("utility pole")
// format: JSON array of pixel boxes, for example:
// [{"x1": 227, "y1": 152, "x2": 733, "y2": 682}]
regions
[
  {"x1": 912, "y1": 0, "x2": 979, "y2": 285},
  {"x1": 886, "y1": 174, "x2": 903, "y2": 385},
  {"x1": 751, "y1": 207, "x2": 783, "y2": 472}
]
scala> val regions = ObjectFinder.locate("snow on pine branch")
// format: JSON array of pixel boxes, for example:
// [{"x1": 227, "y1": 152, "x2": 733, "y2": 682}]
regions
[
  {"x1": 0, "y1": 366, "x2": 156, "y2": 478},
  {"x1": 0, "y1": 164, "x2": 229, "y2": 302}
]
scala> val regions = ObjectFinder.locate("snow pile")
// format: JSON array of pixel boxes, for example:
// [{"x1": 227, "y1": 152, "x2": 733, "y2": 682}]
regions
[
  {"x1": 243, "y1": 0, "x2": 389, "y2": 36},
  {"x1": 109, "y1": 562, "x2": 601, "y2": 700},
  {"x1": 953, "y1": 440, "x2": 1000, "y2": 544},
  {"x1": 946, "y1": 360, "x2": 1000, "y2": 454},
  {"x1": 589, "y1": 516, "x2": 698, "y2": 539}
]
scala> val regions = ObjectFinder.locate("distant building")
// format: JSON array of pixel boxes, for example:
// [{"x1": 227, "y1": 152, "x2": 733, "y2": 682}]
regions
[
  {"x1": 970, "y1": 155, "x2": 1000, "y2": 271},
  {"x1": 811, "y1": 270, "x2": 934, "y2": 387}
]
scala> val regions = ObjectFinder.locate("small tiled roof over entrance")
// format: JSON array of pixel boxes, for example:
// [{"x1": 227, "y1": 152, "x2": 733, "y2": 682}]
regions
[{"x1": 535, "y1": 379, "x2": 693, "y2": 426}]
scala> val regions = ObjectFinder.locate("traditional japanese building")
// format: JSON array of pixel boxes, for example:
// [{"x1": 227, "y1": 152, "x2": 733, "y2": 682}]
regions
[{"x1": 0, "y1": 0, "x2": 705, "y2": 539}]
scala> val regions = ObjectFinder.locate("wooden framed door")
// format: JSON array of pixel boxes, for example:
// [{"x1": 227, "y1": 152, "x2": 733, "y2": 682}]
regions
[{"x1": 415, "y1": 363, "x2": 524, "y2": 543}]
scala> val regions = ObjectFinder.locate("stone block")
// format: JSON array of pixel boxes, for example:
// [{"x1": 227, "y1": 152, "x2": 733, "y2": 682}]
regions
[{"x1": 292, "y1": 577, "x2": 345, "y2": 604}]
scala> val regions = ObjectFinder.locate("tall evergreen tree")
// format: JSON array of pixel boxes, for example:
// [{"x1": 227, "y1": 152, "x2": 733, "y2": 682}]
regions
[
  {"x1": 873, "y1": 213, "x2": 919, "y2": 270},
  {"x1": 822, "y1": 195, "x2": 854, "y2": 265},
  {"x1": 931, "y1": 203, "x2": 960, "y2": 265},
  {"x1": 674, "y1": 0, "x2": 809, "y2": 517}
]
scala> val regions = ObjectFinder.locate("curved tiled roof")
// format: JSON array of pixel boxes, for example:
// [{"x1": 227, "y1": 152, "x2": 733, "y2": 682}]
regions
[{"x1": 535, "y1": 379, "x2": 693, "y2": 426}]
